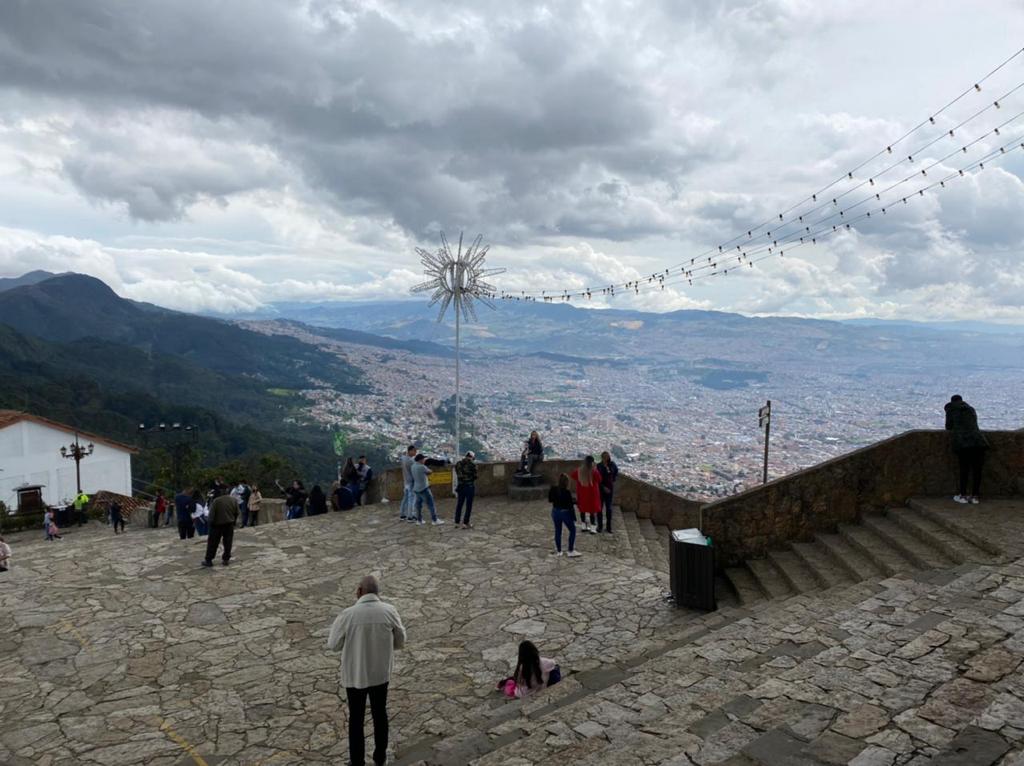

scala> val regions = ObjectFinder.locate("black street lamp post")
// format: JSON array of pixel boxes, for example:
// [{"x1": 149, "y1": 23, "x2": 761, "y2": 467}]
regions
[
  {"x1": 138, "y1": 422, "x2": 199, "y2": 491},
  {"x1": 59, "y1": 434, "x2": 94, "y2": 496}
]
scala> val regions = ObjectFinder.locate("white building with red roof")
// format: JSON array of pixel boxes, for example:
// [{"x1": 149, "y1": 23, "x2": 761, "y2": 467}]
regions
[{"x1": 0, "y1": 410, "x2": 136, "y2": 509}]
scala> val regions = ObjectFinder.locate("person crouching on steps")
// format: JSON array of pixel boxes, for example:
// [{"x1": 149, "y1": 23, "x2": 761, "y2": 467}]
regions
[
  {"x1": 497, "y1": 640, "x2": 561, "y2": 698},
  {"x1": 549, "y1": 473, "x2": 580, "y2": 557}
]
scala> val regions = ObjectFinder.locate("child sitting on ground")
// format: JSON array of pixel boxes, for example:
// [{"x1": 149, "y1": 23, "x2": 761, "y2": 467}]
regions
[{"x1": 496, "y1": 640, "x2": 561, "y2": 698}]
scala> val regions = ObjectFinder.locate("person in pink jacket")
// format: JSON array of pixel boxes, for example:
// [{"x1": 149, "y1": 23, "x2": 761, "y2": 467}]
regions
[{"x1": 498, "y1": 640, "x2": 561, "y2": 698}]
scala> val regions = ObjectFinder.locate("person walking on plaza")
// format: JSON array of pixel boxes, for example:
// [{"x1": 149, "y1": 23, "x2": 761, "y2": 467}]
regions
[
  {"x1": 549, "y1": 473, "x2": 580, "y2": 557},
  {"x1": 454, "y1": 451, "x2": 477, "y2": 529},
  {"x1": 411, "y1": 454, "x2": 443, "y2": 525},
  {"x1": 73, "y1": 490, "x2": 90, "y2": 527},
  {"x1": 277, "y1": 479, "x2": 307, "y2": 520},
  {"x1": 44, "y1": 508, "x2": 62, "y2": 540},
  {"x1": 175, "y1": 488, "x2": 196, "y2": 539},
  {"x1": 399, "y1": 445, "x2": 417, "y2": 521},
  {"x1": 202, "y1": 490, "x2": 239, "y2": 567},
  {"x1": 597, "y1": 451, "x2": 619, "y2": 534},
  {"x1": 327, "y1": 575, "x2": 406, "y2": 766},
  {"x1": 110, "y1": 499, "x2": 126, "y2": 534},
  {"x1": 248, "y1": 484, "x2": 262, "y2": 527},
  {"x1": 155, "y1": 490, "x2": 172, "y2": 527},
  {"x1": 571, "y1": 455, "x2": 602, "y2": 534},
  {"x1": 0, "y1": 535, "x2": 10, "y2": 571},
  {"x1": 944, "y1": 394, "x2": 990, "y2": 504}
]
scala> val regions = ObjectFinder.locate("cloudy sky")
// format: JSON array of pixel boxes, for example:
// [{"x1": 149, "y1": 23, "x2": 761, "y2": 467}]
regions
[{"x1": 1, "y1": 1, "x2": 1023, "y2": 321}]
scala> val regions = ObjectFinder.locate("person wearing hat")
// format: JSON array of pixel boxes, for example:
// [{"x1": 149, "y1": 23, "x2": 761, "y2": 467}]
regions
[{"x1": 454, "y1": 451, "x2": 478, "y2": 529}]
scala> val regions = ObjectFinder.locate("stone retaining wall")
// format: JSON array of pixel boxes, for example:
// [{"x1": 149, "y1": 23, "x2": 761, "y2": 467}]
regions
[
  {"x1": 370, "y1": 429, "x2": 1023, "y2": 568},
  {"x1": 701, "y1": 429, "x2": 1024, "y2": 566},
  {"x1": 373, "y1": 457, "x2": 701, "y2": 529}
]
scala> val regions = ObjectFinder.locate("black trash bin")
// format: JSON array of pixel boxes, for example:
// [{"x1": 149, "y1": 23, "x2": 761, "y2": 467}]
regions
[
  {"x1": 55, "y1": 507, "x2": 70, "y2": 528},
  {"x1": 670, "y1": 534, "x2": 716, "y2": 611}
]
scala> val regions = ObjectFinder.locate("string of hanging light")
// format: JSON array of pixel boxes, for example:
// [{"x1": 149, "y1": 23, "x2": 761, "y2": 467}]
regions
[
  {"x1": 500, "y1": 132, "x2": 1024, "y2": 302},
  {"x1": 497, "y1": 47, "x2": 1024, "y2": 302},
  {"x1": 607, "y1": 135, "x2": 1024, "y2": 299}
]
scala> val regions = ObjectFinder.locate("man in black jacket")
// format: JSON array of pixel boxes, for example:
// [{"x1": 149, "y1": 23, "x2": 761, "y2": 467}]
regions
[
  {"x1": 944, "y1": 394, "x2": 989, "y2": 505},
  {"x1": 203, "y1": 492, "x2": 239, "y2": 567},
  {"x1": 596, "y1": 451, "x2": 619, "y2": 533},
  {"x1": 454, "y1": 452, "x2": 478, "y2": 529}
]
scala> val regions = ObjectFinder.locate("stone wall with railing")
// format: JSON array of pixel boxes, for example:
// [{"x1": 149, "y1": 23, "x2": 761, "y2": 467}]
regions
[{"x1": 369, "y1": 429, "x2": 1023, "y2": 568}]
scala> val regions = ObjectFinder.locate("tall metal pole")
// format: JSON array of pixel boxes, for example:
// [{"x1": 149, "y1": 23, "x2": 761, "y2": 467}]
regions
[
  {"x1": 74, "y1": 433, "x2": 83, "y2": 495},
  {"x1": 454, "y1": 260, "x2": 461, "y2": 460},
  {"x1": 762, "y1": 400, "x2": 771, "y2": 485}
]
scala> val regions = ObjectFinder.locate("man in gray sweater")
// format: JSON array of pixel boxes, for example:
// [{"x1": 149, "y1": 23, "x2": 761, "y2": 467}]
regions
[
  {"x1": 328, "y1": 575, "x2": 406, "y2": 766},
  {"x1": 203, "y1": 492, "x2": 239, "y2": 567}
]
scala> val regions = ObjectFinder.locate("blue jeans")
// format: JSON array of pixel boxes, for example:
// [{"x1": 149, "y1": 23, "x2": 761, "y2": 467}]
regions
[
  {"x1": 552, "y1": 508, "x2": 576, "y2": 552},
  {"x1": 415, "y1": 489, "x2": 438, "y2": 522},
  {"x1": 455, "y1": 484, "x2": 475, "y2": 525},
  {"x1": 400, "y1": 481, "x2": 415, "y2": 519},
  {"x1": 286, "y1": 505, "x2": 304, "y2": 520}
]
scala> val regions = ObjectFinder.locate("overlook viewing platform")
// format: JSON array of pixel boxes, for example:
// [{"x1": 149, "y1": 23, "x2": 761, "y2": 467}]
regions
[{"x1": 0, "y1": 428, "x2": 1022, "y2": 765}]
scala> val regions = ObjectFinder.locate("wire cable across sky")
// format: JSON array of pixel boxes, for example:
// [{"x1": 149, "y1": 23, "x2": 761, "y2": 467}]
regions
[{"x1": 497, "y1": 47, "x2": 1024, "y2": 303}]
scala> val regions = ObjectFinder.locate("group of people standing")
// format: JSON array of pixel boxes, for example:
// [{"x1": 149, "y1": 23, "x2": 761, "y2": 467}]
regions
[{"x1": 549, "y1": 451, "x2": 619, "y2": 556}]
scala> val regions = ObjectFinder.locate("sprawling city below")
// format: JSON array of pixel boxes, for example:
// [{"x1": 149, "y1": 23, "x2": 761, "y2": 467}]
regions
[{"x1": 246, "y1": 313, "x2": 1024, "y2": 499}]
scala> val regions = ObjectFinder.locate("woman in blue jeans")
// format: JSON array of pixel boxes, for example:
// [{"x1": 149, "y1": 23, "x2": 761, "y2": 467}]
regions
[{"x1": 549, "y1": 474, "x2": 581, "y2": 557}]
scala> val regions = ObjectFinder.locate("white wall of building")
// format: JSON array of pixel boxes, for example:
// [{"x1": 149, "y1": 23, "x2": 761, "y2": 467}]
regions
[{"x1": 0, "y1": 420, "x2": 133, "y2": 509}]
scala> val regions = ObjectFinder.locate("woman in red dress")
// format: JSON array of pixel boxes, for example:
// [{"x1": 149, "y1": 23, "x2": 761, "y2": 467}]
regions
[{"x1": 570, "y1": 455, "x2": 602, "y2": 534}]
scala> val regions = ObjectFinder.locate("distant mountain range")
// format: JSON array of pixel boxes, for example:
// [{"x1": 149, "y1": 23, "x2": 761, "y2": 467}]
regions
[
  {"x1": 0, "y1": 273, "x2": 380, "y2": 486},
  {"x1": 2, "y1": 271, "x2": 1022, "y2": 488},
  {"x1": 255, "y1": 297, "x2": 1024, "y2": 379}
]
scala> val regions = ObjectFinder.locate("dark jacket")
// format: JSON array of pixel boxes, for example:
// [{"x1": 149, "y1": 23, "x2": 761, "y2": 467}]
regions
[
  {"x1": 209, "y1": 494, "x2": 240, "y2": 526},
  {"x1": 308, "y1": 487, "x2": 328, "y2": 515},
  {"x1": 285, "y1": 486, "x2": 307, "y2": 509},
  {"x1": 944, "y1": 400, "x2": 989, "y2": 451},
  {"x1": 548, "y1": 486, "x2": 574, "y2": 510},
  {"x1": 597, "y1": 460, "x2": 619, "y2": 492},
  {"x1": 174, "y1": 492, "x2": 195, "y2": 523},
  {"x1": 455, "y1": 458, "x2": 478, "y2": 485},
  {"x1": 527, "y1": 437, "x2": 543, "y2": 457}
]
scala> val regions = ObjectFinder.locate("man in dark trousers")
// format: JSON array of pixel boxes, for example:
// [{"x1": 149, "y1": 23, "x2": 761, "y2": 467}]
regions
[
  {"x1": 944, "y1": 394, "x2": 989, "y2": 504},
  {"x1": 327, "y1": 575, "x2": 406, "y2": 766},
  {"x1": 454, "y1": 451, "x2": 477, "y2": 529},
  {"x1": 174, "y1": 489, "x2": 195, "y2": 539},
  {"x1": 597, "y1": 451, "x2": 619, "y2": 533},
  {"x1": 202, "y1": 491, "x2": 239, "y2": 567}
]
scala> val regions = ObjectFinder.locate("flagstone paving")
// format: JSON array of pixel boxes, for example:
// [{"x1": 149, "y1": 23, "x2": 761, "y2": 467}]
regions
[{"x1": 1, "y1": 496, "x2": 1023, "y2": 766}]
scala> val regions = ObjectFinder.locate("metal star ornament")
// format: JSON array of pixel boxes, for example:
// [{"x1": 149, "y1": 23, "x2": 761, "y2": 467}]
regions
[
  {"x1": 411, "y1": 232, "x2": 505, "y2": 322},
  {"x1": 411, "y1": 231, "x2": 504, "y2": 464}
]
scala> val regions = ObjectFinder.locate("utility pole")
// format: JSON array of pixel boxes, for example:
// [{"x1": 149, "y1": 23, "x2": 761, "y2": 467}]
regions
[
  {"x1": 758, "y1": 400, "x2": 772, "y2": 484},
  {"x1": 60, "y1": 433, "x2": 94, "y2": 495},
  {"x1": 138, "y1": 422, "x2": 198, "y2": 490}
]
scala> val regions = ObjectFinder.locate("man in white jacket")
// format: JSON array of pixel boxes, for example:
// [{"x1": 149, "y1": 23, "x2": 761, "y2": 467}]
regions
[{"x1": 327, "y1": 575, "x2": 406, "y2": 766}]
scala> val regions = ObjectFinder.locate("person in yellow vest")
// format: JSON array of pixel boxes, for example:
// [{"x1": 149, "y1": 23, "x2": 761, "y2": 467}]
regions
[{"x1": 73, "y1": 491, "x2": 90, "y2": 527}]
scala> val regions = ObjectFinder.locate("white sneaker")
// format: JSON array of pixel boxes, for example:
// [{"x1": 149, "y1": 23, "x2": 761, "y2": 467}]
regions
[
  {"x1": 567, "y1": 551, "x2": 582, "y2": 558},
  {"x1": 588, "y1": 526, "x2": 597, "y2": 534},
  {"x1": 969, "y1": 497, "x2": 980, "y2": 505},
  {"x1": 418, "y1": 520, "x2": 425, "y2": 526},
  {"x1": 953, "y1": 495, "x2": 969, "y2": 504},
  {"x1": 551, "y1": 550, "x2": 563, "y2": 556},
  {"x1": 433, "y1": 519, "x2": 445, "y2": 526}
]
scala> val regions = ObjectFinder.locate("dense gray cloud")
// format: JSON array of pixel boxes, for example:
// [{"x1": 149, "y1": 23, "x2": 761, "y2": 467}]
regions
[{"x1": 0, "y1": 1, "x2": 1023, "y2": 321}]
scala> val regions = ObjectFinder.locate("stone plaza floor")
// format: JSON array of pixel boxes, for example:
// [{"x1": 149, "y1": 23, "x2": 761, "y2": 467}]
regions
[{"x1": 2, "y1": 496, "x2": 1024, "y2": 765}]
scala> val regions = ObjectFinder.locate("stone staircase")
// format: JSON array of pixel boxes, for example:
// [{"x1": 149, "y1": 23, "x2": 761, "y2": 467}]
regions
[
  {"x1": 393, "y1": 545, "x2": 1024, "y2": 766},
  {"x1": 723, "y1": 496, "x2": 1001, "y2": 606}
]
